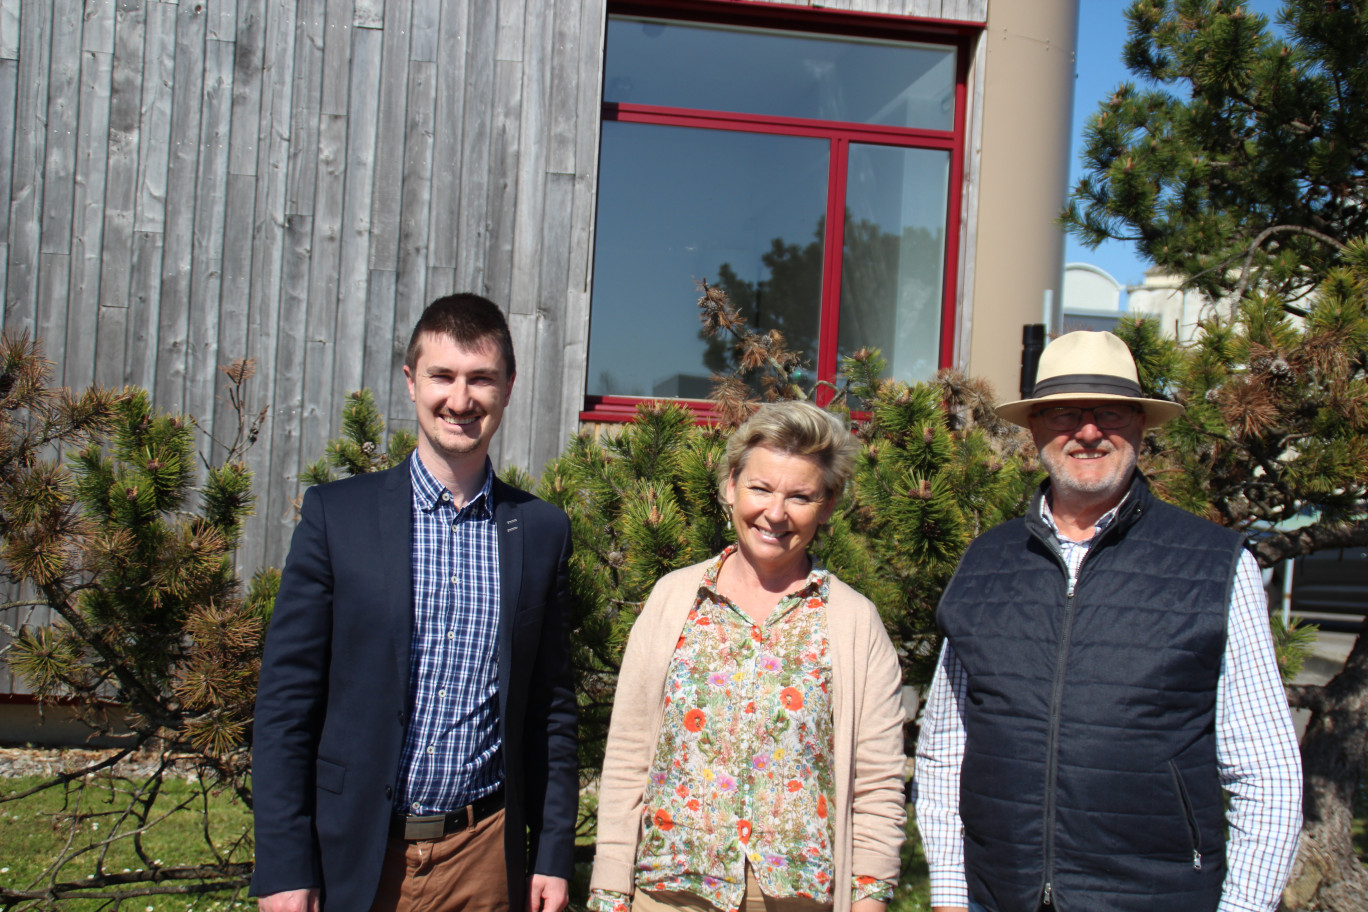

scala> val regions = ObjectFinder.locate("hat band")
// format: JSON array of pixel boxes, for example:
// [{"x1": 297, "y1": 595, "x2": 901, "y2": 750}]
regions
[{"x1": 1031, "y1": 373, "x2": 1143, "y2": 400}]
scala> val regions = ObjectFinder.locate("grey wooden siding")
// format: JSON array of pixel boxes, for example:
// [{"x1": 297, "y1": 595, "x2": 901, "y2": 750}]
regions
[{"x1": 0, "y1": 0, "x2": 986, "y2": 590}]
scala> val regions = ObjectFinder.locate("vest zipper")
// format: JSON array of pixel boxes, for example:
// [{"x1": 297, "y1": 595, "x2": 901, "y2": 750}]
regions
[
  {"x1": 1041, "y1": 568, "x2": 1078, "y2": 908},
  {"x1": 1032, "y1": 493, "x2": 1139, "y2": 908},
  {"x1": 1168, "y1": 760, "x2": 1204, "y2": 870}
]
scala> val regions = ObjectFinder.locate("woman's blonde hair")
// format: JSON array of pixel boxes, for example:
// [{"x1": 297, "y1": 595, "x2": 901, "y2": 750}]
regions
[{"x1": 718, "y1": 400, "x2": 858, "y2": 504}]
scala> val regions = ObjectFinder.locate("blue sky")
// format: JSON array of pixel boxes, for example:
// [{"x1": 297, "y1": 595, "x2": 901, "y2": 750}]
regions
[{"x1": 1065, "y1": 0, "x2": 1283, "y2": 290}]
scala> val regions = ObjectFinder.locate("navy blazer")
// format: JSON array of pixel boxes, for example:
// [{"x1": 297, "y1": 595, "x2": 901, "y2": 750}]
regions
[{"x1": 250, "y1": 459, "x2": 578, "y2": 911}]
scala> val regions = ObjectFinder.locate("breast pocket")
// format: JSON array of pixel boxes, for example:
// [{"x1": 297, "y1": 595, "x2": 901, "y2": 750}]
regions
[{"x1": 316, "y1": 756, "x2": 346, "y2": 794}]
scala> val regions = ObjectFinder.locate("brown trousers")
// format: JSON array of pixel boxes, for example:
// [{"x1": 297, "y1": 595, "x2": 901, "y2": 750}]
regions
[
  {"x1": 629, "y1": 865, "x2": 832, "y2": 912},
  {"x1": 368, "y1": 809, "x2": 508, "y2": 912}
]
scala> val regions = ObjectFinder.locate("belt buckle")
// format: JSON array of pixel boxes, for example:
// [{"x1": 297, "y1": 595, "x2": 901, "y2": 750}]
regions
[{"x1": 404, "y1": 813, "x2": 446, "y2": 840}]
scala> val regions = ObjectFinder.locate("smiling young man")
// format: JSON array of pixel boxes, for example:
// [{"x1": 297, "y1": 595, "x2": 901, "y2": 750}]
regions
[
  {"x1": 913, "y1": 332, "x2": 1303, "y2": 912},
  {"x1": 252, "y1": 294, "x2": 577, "y2": 912}
]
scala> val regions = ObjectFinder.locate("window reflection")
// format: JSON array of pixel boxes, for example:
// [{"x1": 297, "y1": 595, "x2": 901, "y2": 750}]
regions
[
  {"x1": 605, "y1": 17, "x2": 956, "y2": 131},
  {"x1": 838, "y1": 145, "x2": 949, "y2": 384},
  {"x1": 586, "y1": 123, "x2": 828, "y2": 398}
]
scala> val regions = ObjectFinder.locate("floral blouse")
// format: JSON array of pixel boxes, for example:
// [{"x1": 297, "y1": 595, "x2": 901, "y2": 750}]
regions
[{"x1": 588, "y1": 547, "x2": 896, "y2": 912}]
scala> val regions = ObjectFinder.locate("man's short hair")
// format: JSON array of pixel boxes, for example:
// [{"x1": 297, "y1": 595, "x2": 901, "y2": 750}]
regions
[{"x1": 405, "y1": 293, "x2": 517, "y2": 378}]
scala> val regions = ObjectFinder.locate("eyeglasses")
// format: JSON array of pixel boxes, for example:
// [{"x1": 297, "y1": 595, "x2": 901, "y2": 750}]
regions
[{"x1": 1032, "y1": 405, "x2": 1140, "y2": 431}]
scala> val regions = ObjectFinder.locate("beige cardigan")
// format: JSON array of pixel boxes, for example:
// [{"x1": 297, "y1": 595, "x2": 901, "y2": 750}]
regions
[{"x1": 590, "y1": 558, "x2": 907, "y2": 912}]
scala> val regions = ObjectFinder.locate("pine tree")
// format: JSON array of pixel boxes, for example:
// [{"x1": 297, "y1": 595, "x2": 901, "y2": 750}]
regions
[
  {"x1": 1065, "y1": 4, "x2": 1368, "y2": 903},
  {"x1": 1063, "y1": 0, "x2": 1368, "y2": 306},
  {"x1": 1110, "y1": 253, "x2": 1368, "y2": 908},
  {"x1": 0, "y1": 338, "x2": 267, "y2": 902},
  {"x1": 301, "y1": 388, "x2": 416, "y2": 484}
]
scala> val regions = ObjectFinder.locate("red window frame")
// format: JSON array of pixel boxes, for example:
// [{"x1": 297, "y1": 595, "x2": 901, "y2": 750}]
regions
[{"x1": 581, "y1": 0, "x2": 981, "y2": 423}]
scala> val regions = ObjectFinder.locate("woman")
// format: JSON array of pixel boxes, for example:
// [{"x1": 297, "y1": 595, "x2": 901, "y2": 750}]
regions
[{"x1": 590, "y1": 400, "x2": 906, "y2": 912}]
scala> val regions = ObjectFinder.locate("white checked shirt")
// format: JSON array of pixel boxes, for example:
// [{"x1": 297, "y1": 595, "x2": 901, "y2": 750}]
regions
[
  {"x1": 394, "y1": 455, "x2": 505, "y2": 815},
  {"x1": 913, "y1": 495, "x2": 1303, "y2": 912}
]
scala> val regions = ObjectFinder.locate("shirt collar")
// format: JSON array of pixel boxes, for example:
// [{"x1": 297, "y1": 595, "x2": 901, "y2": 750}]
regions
[
  {"x1": 410, "y1": 453, "x2": 495, "y2": 517},
  {"x1": 1039, "y1": 489, "x2": 1128, "y2": 542},
  {"x1": 701, "y1": 544, "x2": 829, "y2": 600}
]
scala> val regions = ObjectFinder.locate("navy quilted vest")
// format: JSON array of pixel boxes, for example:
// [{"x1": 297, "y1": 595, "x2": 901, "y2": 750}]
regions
[{"x1": 938, "y1": 474, "x2": 1244, "y2": 912}]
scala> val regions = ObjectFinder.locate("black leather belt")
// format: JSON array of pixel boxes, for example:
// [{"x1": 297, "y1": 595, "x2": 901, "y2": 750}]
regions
[{"x1": 390, "y1": 788, "x2": 505, "y2": 840}]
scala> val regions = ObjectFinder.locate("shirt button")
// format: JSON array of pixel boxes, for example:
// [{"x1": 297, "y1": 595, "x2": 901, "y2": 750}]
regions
[
  {"x1": 448, "y1": 631, "x2": 456, "y2": 640},
  {"x1": 438, "y1": 688, "x2": 447, "y2": 697},
  {"x1": 441, "y1": 491, "x2": 450, "y2": 502},
  {"x1": 427, "y1": 745, "x2": 435, "y2": 754},
  {"x1": 451, "y1": 574, "x2": 459, "y2": 585},
  {"x1": 411, "y1": 801, "x2": 421, "y2": 811},
  {"x1": 452, "y1": 520, "x2": 460, "y2": 530}
]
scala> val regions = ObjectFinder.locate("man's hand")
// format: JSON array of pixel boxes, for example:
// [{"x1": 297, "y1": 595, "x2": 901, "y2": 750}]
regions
[
  {"x1": 258, "y1": 889, "x2": 320, "y2": 912},
  {"x1": 526, "y1": 874, "x2": 570, "y2": 912}
]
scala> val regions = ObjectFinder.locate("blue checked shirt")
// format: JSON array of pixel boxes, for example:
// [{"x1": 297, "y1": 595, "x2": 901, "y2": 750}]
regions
[
  {"x1": 914, "y1": 494, "x2": 1303, "y2": 912},
  {"x1": 394, "y1": 455, "x2": 505, "y2": 815}
]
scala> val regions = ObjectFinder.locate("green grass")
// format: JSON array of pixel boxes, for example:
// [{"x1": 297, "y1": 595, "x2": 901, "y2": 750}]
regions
[{"x1": 0, "y1": 775, "x2": 253, "y2": 910}]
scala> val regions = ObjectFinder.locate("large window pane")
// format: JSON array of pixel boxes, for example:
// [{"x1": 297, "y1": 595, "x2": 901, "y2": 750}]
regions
[
  {"x1": 837, "y1": 145, "x2": 949, "y2": 383},
  {"x1": 587, "y1": 123, "x2": 828, "y2": 399},
  {"x1": 605, "y1": 17, "x2": 956, "y2": 131}
]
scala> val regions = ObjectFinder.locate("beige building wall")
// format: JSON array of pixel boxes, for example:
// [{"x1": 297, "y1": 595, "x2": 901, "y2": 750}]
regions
[{"x1": 960, "y1": 0, "x2": 1080, "y2": 400}]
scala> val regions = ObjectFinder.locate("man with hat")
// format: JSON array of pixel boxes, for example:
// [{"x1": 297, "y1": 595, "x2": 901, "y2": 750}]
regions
[{"x1": 913, "y1": 331, "x2": 1302, "y2": 912}]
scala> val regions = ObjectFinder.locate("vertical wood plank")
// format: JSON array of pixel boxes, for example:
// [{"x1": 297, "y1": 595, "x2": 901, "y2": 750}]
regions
[
  {"x1": 0, "y1": 58, "x2": 17, "y2": 244},
  {"x1": 36, "y1": 254, "x2": 70, "y2": 371},
  {"x1": 427, "y1": 0, "x2": 468, "y2": 273},
  {"x1": 300, "y1": 114, "x2": 346, "y2": 471},
  {"x1": 238, "y1": 0, "x2": 298, "y2": 573},
  {"x1": 82, "y1": 0, "x2": 116, "y2": 54},
  {"x1": 156, "y1": 0, "x2": 208, "y2": 412},
  {"x1": 134, "y1": 0, "x2": 175, "y2": 235},
  {"x1": 99, "y1": 0, "x2": 148, "y2": 344},
  {"x1": 495, "y1": 0, "x2": 525, "y2": 63},
  {"x1": 367, "y1": 0, "x2": 411, "y2": 273},
  {"x1": 955, "y1": 31, "x2": 987, "y2": 372},
  {"x1": 0, "y1": 0, "x2": 19, "y2": 59},
  {"x1": 482, "y1": 60, "x2": 521, "y2": 311},
  {"x1": 95, "y1": 304, "x2": 129, "y2": 386},
  {"x1": 361, "y1": 269, "x2": 397, "y2": 420},
  {"x1": 352, "y1": 0, "x2": 383, "y2": 29},
  {"x1": 507, "y1": 0, "x2": 550, "y2": 317},
  {"x1": 38, "y1": 0, "x2": 82, "y2": 260},
  {"x1": 3, "y1": 0, "x2": 50, "y2": 335},
  {"x1": 409, "y1": 0, "x2": 438, "y2": 62},
  {"x1": 334, "y1": 25, "x2": 382, "y2": 399},
  {"x1": 528, "y1": 171, "x2": 575, "y2": 471},
  {"x1": 206, "y1": 0, "x2": 237, "y2": 42},
  {"x1": 319, "y1": 0, "x2": 353, "y2": 114},
  {"x1": 125, "y1": 230, "x2": 164, "y2": 390},
  {"x1": 454, "y1": 0, "x2": 495, "y2": 294},
  {"x1": 216, "y1": 0, "x2": 266, "y2": 445},
  {"x1": 185, "y1": 37, "x2": 233, "y2": 429},
  {"x1": 285, "y1": 0, "x2": 324, "y2": 214},
  {"x1": 264, "y1": 213, "x2": 312, "y2": 566},
  {"x1": 546, "y1": 0, "x2": 579, "y2": 177},
  {"x1": 227, "y1": 0, "x2": 264, "y2": 178},
  {"x1": 499, "y1": 310, "x2": 539, "y2": 470},
  {"x1": 389, "y1": 62, "x2": 436, "y2": 420},
  {"x1": 64, "y1": 47, "x2": 114, "y2": 393}
]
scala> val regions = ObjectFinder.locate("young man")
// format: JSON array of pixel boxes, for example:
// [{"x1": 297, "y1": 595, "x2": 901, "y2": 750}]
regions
[
  {"x1": 915, "y1": 331, "x2": 1302, "y2": 912},
  {"x1": 252, "y1": 294, "x2": 577, "y2": 912}
]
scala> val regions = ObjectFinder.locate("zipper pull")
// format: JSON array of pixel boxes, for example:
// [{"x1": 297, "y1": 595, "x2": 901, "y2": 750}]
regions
[
  {"x1": 1066, "y1": 576, "x2": 1076, "y2": 598},
  {"x1": 1193, "y1": 850, "x2": 1202, "y2": 871},
  {"x1": 1042, "y1": 882, "x2": 1053, "y2": 905}
]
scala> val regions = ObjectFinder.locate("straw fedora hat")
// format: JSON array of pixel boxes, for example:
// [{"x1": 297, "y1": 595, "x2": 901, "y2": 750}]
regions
[{"x1": 994, "y1": 330, "x2": 1185, "y2": 430}]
